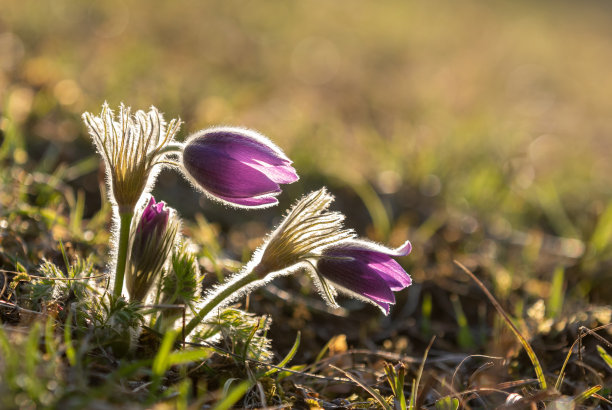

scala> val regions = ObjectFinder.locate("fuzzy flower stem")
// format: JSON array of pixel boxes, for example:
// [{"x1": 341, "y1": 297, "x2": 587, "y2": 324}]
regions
[
  {"x1": 183, "y1": 269, "x2": 260, "y2": 337},
  {"x1": 113, "y1": 210, "x2": 133, "y2": 298},
  {"x1": 151, "y1": 142, "x2": 185, "y2": 158}
]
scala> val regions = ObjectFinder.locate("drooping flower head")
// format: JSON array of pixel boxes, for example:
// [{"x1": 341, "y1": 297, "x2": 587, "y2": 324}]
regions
[
  {"x1": 82, "y1": 102, "x2": 182, "y2": 212},
  {"x1": 183, "y1": 188, "x2": 354, "y2": 334},
  {"x1": 314, "y1": 239, "x2": 412, "y2": 314},
  {"x1": 251, "y1": 188, "x2": 355, "y2": 278},
  {"x1": 126, "y1": 196, "x2": 180, "y2": 302},
  {"x1": 181, "y1": 127, "x2": 299, "y2": 208}
]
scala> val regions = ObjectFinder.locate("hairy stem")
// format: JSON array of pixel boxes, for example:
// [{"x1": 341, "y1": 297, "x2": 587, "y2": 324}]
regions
[
  {"x1": 183, "y1": 269, "x2": 260, "y2": 337},
  {"x1": 114, "y1": 211, "x2": 133, "y2": 298}
]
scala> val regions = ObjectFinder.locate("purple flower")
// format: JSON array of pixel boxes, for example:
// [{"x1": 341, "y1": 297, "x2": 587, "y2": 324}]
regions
[
  {"x1": 181, "y1": 127, "x2": 299, "y2": 208},
  {"x1": 316, "y1": 240, "x2": 412, "y2": 314},
  {"x1": 127, "y1": 196, "x2": 179, "y2": 302},
  {"x1": 133, "y1": 197, "x2": 169, "y2": 253}
]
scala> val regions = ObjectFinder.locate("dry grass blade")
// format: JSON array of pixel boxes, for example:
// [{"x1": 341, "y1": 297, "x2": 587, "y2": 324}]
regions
[
  {"x1": 554, "y1": 323, "x2": 612, "y2": 391},
  {"x1": 453, "y1": 260, "x2": 547, "y2": 390},
  {"x1": 410, "y1": 336, "x2": 435, "y2": 410},
  {"x1": 451, "y1": 354, "x2": 504, "y2": 391},
  {"x1": 592, "y1": 393, "x2": 612, "y2": 405},
  {"x1": 329, "y1": 364, "x2": 391, "y2": 410}
]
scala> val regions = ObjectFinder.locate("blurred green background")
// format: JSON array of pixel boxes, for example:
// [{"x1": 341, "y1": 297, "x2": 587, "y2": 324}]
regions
[{"x1": 2, "y1": 0, "x2": 612, "y2": 309}]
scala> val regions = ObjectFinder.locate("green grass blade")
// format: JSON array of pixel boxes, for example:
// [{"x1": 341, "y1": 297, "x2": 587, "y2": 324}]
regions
[
  {"x1": 262, "y1": 331, "x2": 300, "y2": 377},
  {"x1": 349, "y1": 178, "x2": 391, "y2": 239},
  {"x1": 450, "y1": 294, "x2": 475, "y2": 348},
  {"x1": 409, "y1": 378, "x2": 417, "y2": 410},
  {"x1": 152, "y1": 329, "x2": 178, "y2": 377},
  {"x1": 410, "y1": 336, "x2": 435, "y2": 410},
  {"x1": 45, "y1": 317, "x2": 57, "y2": 357},
  {"x1": 396, "y1": 363, "x2": 407, "y2": 410},
  {"x1": 385, "y1": 363, "x2": 407, "y2": 410},
  {"x1": 546, "y1": 266, "x2": 564, "y2": 319},
  {"x1": 572, "y1": 385, "x2": 601, "y2": 404},
  {"x1": 167, "y1": 348, "x2": 213, "y2": 367},
  {"x1": 454, "y1": 260, "x2": 547, "y2": 390},
  {"x1": 435, "y1": 397, "x2": 460, "y2": 410},
  {"x1": 313, "y1": 334, "x2": 337, "y2": 364},
  {"x1": 589, "y1": 201, "x2": 612, "y2": 253},
  {"x1": 555, "y1": 324, "x2": 612, "y2": 391},
  {"x1": 421, "y1": 292, "x2": 432, "y2": 337},
  {"x1": 597, "y1": 345, "x2": 612, "y2": 370},
  {"x1": 213, "y1": 379, "x2": 252, "y2": 410},
  {"x1": 64, "y1": 313, "x2": 77, "y2": 366}
]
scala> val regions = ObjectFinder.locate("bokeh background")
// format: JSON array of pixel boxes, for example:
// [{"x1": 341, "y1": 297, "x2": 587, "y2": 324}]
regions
[{"x1": 2, "y1": 0, "x2": 612, "y2": 357}]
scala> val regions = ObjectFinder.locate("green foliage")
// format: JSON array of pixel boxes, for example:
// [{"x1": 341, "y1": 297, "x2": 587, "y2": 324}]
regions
[
  {"x1": 450, "y1": 294, "x2": 475, "y2": 349},
  {"x1": 89, "y1": 295, "x2": 144, "y2": 357},
  {"x1": 195, "y1": 308, "x2": 273, "y2": 363},
  {"x1": 0, "y1": 322, "x2": 62, "y2": 409},
  {"x1": 435, "y1": 397, "x2": 459, "y2": 410},
  {"x1": 597, "y1": 345, "x2": 612, "y2": 370},
  {"x1": 546, "y1": 266, "x2": 565, "y2": 319},
  {"x1": 384, "y1": 362, "x2": 407, "y2": 410},
  {"x1": 2, "y1": 1, "x2": 612, "y2": 407},
  {"x1": 23, "y1": 255, "x2": 99, "y2": 310},
  {"x1": 261, "y1": 331, "x2": 300, "y2": 378},
  {"x1": 156, "y1": 242, "x2": 202, "y2": 331}
]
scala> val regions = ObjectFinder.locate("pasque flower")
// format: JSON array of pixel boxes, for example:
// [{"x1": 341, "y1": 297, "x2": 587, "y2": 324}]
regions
[
  {"x1": 181, "y1": 127, "x2": 299, "y2": 208},
  {"x1": 183, "y1": 188, "x2": 353, "y2": 336},
  {"x1": 82, "y1": 102, "x2": 181, "y2": 211},
  {"x1": 315, "y1": 239, "x2": 412, "y2": 314},
  {"x1": 183, "y1": 188, "x2": 412, "y2": 336},
  {"x1": 83, "y1": 102, "x2": 182, "y2": 298},
  {"x1": 252, "y1": 187, "x2": 355, "y2": 277},
  {"x1": 83, "y1": 103, "x2": 298, "y2": 298},
  {"x1": 126, "y1": 196, "x2": 180, "y2": 302}
]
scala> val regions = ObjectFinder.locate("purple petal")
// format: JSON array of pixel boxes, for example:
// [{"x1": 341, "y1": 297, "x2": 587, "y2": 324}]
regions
[
  {"x1": 204, "y1": 129, "x2": 291, "y2": 163},
  {"x1": 318, "y1": 239, "x2": 413, "y2": 312},
  {"x1": 182, "y1": 128, "x2": 299, "y2": 207},
  {"x1": 318, "y1": 257, "x2": 397, "y2": 305},
  {"x1": 393, "y1": 240, "x2": 412, "y2": 257},
  {"x1": 202, "y1": 131, "x2": 299, "y2": 184},
  {"x1": 138, "y1": 197, "x2": 169, "y2": 234},
  {"x1": 378, "y1": 302, "x2": 391, "y2": 315},
  {"x1": 183, "y1": 141, "x2": 282, "y2": 196},
  {"x1": 213, "y1": 193, "x2": 279, "y2": 207},
  {"x1": 246, "y1": 161, "x2": 299, "y2": 184},
  {"x1": 354, "y1": 250, "x2": 412, "y2": 290},
  {"x1": 325, "y1": 241, "x2": 412, "y2": 291},
  {"x1": 371, "y1": 260, "x2": 412, "y2": 290}
]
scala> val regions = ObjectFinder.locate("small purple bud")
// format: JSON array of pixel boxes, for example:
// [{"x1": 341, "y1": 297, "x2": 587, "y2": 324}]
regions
[
  {"x1": 126, "y1": 196, "x2": 179, "y2": 302},
  {"x1": 133, "y1": 197, "x2": 169, "y2": 258},
  {"x1": 181, "y1": 127, "x2": 299, "y2": 208},
  {"x1": 316, "y1": 240, "x2": 412, "y2": 314}
]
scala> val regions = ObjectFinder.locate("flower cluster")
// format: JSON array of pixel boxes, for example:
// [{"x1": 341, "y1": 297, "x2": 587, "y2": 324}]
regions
[{"x1": 83, "y1": 101, "x2": 412, "y2": 339}]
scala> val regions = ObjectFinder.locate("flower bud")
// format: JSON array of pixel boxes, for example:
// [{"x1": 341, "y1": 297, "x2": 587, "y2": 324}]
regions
[
  {"x1": 126, "y1": 196, "x2": 180, "y2": 302},
  {"x1": 181, "y1": 127, "x2": 299, "y2": 208},
  {"x1": 315, "y1": 240, "x2": 412, "y2": 314},
  {"x1": 158, "y1": 242, "x2": 201, "y2": 330}
]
